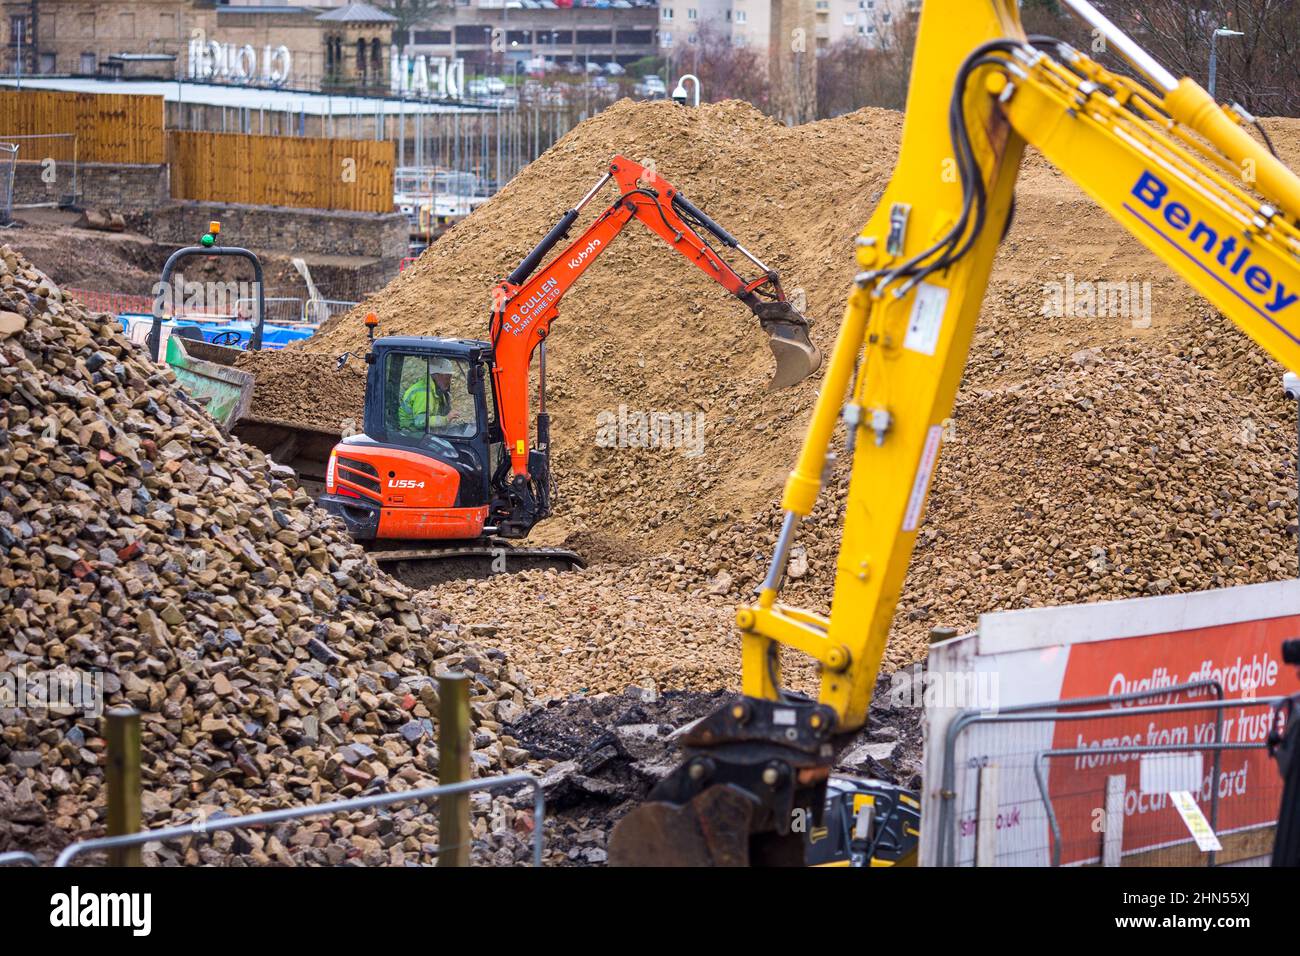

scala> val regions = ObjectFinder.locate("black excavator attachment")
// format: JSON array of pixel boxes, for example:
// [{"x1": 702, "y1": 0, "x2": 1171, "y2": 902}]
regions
[
  {"x1": 753, "y1": 300, "x2": 822, "y2": 392},
  {"x1": 607, "y1": 696, "x2": 920, "y2": 867}
]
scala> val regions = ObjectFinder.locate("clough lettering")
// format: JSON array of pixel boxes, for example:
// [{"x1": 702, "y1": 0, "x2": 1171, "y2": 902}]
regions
[{"x1": 1129, "y1": 170, "x2": 1298, "y2": 315}]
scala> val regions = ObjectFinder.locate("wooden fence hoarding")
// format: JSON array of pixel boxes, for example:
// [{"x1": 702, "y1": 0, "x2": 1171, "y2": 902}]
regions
[
  {"x1": 168, "y1": 131, "x2": 394, "y2": 214},
  {"x1": 0, "y1": 90, "x2": 165, "y2": 163}
]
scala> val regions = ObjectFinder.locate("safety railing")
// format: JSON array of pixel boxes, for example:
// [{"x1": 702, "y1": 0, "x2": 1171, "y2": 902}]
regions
[
  {"x1": 0, "y1": 672, "x2": 538, "y2": 868},
  {"x1": 52, "y1": 773, "x2": 545, "y2": 868}
]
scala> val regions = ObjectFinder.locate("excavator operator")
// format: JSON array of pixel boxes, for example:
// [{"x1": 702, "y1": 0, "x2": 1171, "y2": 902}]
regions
[{"x1": 396, "y1": 357, "x2": 454, "y2": 433}]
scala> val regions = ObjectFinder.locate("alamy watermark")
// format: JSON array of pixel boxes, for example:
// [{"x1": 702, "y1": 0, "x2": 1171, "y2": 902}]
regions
[
  {"x1": 151, "y1": 272, "x2": 263, "y2": 319},
  {"x1": 889, "y1": 667, "x2": 1001, "y2": 714},
  {"x1": 1042, "y1": 273, "x2": 1152, "y2": 328},
  {"x1": 0, "y1": 668, "x2": 104, "y2": 718},
  {"x1": 595, "y1": 404, "x2": 706, "y2": 459}
]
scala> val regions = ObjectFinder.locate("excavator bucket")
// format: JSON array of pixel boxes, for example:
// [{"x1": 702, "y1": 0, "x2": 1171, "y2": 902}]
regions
[{"x1": 754, "y1": 301, "x2": 822, "y2": 391}]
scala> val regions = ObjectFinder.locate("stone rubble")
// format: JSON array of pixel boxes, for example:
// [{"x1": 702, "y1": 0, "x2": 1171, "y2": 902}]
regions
[{"x1": 0, "y1": 246, "x2": 543, "y2": 864}]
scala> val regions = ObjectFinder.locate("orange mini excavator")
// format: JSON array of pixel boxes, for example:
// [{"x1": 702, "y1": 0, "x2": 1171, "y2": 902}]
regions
[{"x1": 318, "y1": 156, "x2": 820, "y2": 582}]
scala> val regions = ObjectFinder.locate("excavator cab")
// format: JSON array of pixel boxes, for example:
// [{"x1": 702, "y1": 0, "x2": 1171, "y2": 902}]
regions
[{"x1": 319, "y1": 336, "x2": 508, "y2": 543}]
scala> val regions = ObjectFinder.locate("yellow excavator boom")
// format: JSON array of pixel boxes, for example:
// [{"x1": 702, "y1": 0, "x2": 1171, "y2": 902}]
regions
[{"x1": 610, "y1": 0, "x2": 1300, "y2": 866}]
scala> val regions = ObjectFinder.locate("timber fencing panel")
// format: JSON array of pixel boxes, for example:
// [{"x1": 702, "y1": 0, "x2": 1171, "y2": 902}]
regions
[
  {"x1": 0, "y1": 91, "x2": 164, "y2": 163},
  {"x1": 169, "y1": 131, "x2": 394, "y2": 213}
]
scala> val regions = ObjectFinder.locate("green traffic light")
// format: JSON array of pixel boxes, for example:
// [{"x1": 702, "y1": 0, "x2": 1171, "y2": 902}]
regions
[{"x1": 200, "y1": 233, "x2": 215, "y2": 248}]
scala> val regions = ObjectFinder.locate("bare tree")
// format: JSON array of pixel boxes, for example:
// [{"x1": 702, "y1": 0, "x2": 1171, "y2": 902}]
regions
[
  {"x1": 690, "y1": 24, "x2": 771, "y2": 111},
  {"x1": 1023, "y1": 1, "x2": 1300, "y2": 117},
  {"x1": 381, "y1": 0, "x2": 447, "y2": 48},
  {"x1": 815, "y1": 9, "x2": 919, "y2": 117}
]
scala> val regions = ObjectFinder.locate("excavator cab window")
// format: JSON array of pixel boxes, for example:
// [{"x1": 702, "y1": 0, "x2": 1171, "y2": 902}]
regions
[{"x1": 383, "y1": 352, "x2": 480, "y2": 442}]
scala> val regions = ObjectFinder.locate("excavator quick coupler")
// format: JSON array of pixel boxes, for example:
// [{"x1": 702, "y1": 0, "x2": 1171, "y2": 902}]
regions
[{"x1": 608, "y1": 696, "x2": 839, "y2": 866}]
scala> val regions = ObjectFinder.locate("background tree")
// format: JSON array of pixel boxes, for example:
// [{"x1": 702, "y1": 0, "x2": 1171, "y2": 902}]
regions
[
  {"x1": 382, "y1": 0, "x2": 446, "y2": 48},
  {"x1": 687, "y1": 25, "x2": 771, "y2": 110}
]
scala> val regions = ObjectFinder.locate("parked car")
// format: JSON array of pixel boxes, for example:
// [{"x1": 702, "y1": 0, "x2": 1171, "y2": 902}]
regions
[{"x1": 634, "y1": 74, "x2": 666, "y2": 98}]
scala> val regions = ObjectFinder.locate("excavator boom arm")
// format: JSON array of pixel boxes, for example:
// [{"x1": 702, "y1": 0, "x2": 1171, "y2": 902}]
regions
[{"x1": 489, "y1": 155, "x2": 815, "y2": 478}]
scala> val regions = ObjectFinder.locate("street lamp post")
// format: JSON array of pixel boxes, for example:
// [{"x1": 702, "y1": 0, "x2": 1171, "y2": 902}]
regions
[{"x1": 1209, "y1": 26, "x2": 1244, "y2": 101}]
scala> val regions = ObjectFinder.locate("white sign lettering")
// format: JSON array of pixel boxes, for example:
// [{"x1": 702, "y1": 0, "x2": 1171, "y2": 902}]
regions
[
  {"x1": 188, "y1": 38, "x2": 292, "y2": 86},
  {"x1": 390, "y1": 46, "x2": 464, "y2": 99}
]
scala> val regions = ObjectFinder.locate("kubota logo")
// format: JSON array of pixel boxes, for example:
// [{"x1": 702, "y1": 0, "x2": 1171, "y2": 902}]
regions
[
  {"x1": 568, "y1": 238, "x2": 601, "y2": 269},
  {"x1": 388, "y1": 478, "x2": 425, "y2": 489}
]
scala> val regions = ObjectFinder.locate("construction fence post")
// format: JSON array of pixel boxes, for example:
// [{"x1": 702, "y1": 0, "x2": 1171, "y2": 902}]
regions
[
  {"x1": 105, "y1": 707, "x2": 142, "y2": 867},
  {"x1": 438, "y1": 671, "x2": 471, "y2": 867}
]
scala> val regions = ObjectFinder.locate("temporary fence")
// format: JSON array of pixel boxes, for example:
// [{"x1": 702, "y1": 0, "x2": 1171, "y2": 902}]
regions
[
  {"x1": 0, "y1": 142, "x2": 16, "y2": 223},
  {"x1": 0, "y1": 672, "x2": 541, "y2": 868},
  {"x1": 938, "y1": 682, "x2": 1287, "y2": 867},
  {"x1": 235, "y1": 296, "x2": 306, "y2": 325},
  {"x1": 0, "y1": 90, "x2": 165, "y2": 164},
  {"x1": 168, "y1": 130, "x2": 395, "y2": 213},
  {"x1": 306, "y1": 298, "x2": 359, "y2": 324},
  {"x1": 1, "y1": 133, "x2": 80, "y2": 208},
  {"x1": 66, "y1": 288, "x2": 156, "y2": 317}
]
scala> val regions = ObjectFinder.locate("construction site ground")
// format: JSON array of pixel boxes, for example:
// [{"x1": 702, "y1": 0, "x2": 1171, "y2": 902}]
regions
[
  {"x1": 263, "y1": 99, "x2": 1300, "y2": 699},
  {"x1": 4, "y1": 97, "x2": 1300, "y2": 864}
]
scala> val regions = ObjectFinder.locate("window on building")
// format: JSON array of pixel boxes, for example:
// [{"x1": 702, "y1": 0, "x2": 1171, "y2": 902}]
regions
[
  {"x1": 687, "y1": 8, "x2": 697, "y2": 19},
  {"x1": 414, "y1": 30, "x2": 453, "y2": 44},
  {"x1": 688, "y1": 33, "x2": 697, "y2": 43},
  {"x1": 9, "y1": 16, "x2": 24, "y2": 41},
  {"x1": 661, "y1": 30, "x2": 673, "y2": 47},
  {"x1": 815, "y1": 0, "x2": 828, "y2": 9},
  {"x1": 735, "y1": 10, "x2": 747, "y2": 23},
  {"x1": 662, "y1": 7, "x2": 673, "y2": 20},
  {"x1": 79, "y1": 52, "x2": 96, "y2": 73},
  {"x1": 843, "y1": 13, "x2": 855, "y2": 25}
]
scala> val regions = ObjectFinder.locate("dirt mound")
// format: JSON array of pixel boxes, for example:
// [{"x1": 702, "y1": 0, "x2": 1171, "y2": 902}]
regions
[
  {"x1": 249, "y1": 98, "x2": 1300, "y2": 705},
  {"x1": 286, "y1": 99, "x2": 904, "y2": 554},
  {"x1": 0, "y1": 247, "x2": 537, "y2": 864},
  {"x1": 234, "y1": 349, "x2": 367, "y2": 430}
]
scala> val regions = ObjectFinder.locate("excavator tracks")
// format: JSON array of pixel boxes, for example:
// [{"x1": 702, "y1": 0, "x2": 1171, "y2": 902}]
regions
[{"x1": 368, "y1": 543, "x2": 586, "y2": 588}]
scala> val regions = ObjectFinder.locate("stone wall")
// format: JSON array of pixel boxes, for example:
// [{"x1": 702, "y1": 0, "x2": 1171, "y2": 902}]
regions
[
  {"x1": 12, "y1": 162, "x2": 169, "y2": 211},
  {"x1": 144, "y1": 200, "x2": 409, "y2": 262}
]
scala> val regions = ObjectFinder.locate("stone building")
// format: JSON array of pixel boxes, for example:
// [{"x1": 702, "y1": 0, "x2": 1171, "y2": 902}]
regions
[{"x1": 1, "y1": 1, "x2": 398, "y2": 92}]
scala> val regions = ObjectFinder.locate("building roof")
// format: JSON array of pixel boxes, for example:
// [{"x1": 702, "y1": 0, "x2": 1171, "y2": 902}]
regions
[{"x1": 316, "y1": 3, "x2": 399, "y2": 23}]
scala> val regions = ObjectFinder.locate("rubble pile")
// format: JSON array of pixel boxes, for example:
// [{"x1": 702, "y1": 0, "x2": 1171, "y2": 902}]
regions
[{"x1": 0, "y1": 247, "x2": 539, "y2": 864}]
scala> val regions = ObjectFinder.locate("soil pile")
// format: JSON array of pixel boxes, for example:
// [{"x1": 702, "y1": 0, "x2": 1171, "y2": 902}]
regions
[
  {"x1": 249, "y1": 99, "x2": 1299, "y2": 704},
  {"x1": 291, "y1": 98, "x2": 904, "y2": 558},
  {"x1": 0, "y1": 248, "x2": 538, "y2": 864}
]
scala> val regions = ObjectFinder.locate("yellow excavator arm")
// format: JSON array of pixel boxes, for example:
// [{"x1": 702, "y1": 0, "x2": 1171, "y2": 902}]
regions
[{"x1": 610, "y1": 0, "x2": 1300, "y2": 866}]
